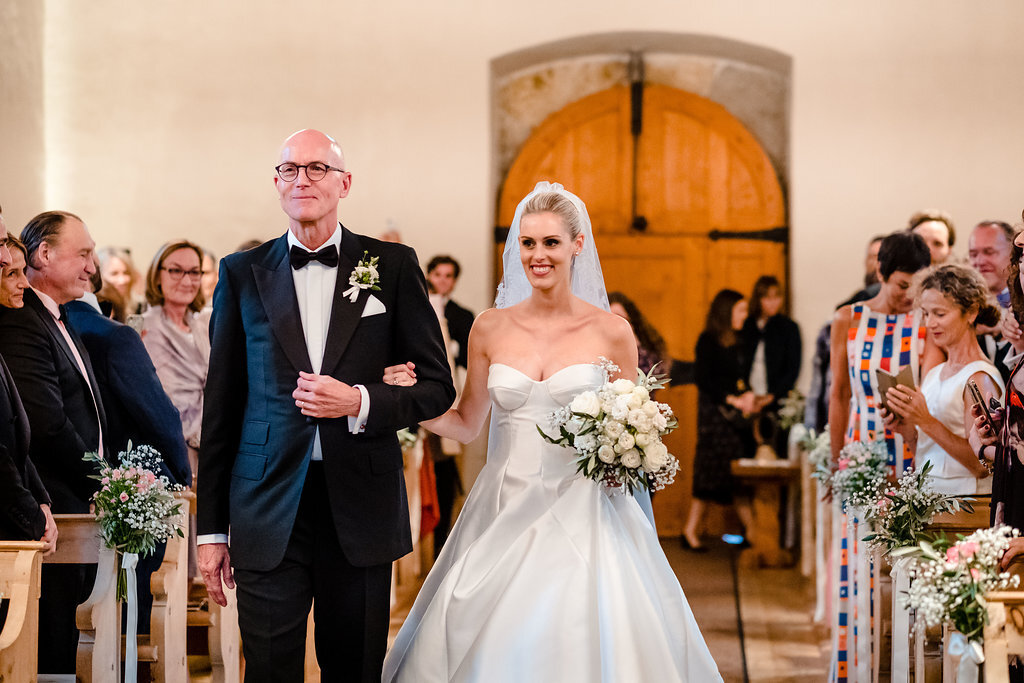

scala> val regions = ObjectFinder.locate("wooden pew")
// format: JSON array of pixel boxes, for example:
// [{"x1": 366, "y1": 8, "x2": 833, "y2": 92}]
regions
[
  {"x1": 0, "y1": 541, "x2": 47, "y2": 682},
  {"x1": 188, "y1": 579, "x2": 241, "y2": 683},
  {"x1": 36, "y1": 513, "x2": 120, "y2": 683}
]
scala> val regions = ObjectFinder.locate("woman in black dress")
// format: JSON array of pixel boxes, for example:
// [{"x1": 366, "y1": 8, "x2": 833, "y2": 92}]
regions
[{"x1": 682, "y1": 289, "x2": 756, "y2": 551}]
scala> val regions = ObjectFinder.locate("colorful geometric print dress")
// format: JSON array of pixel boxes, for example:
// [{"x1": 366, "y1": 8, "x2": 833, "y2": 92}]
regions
[{"x1": 830, "y1": 302, "x2": 925, "y2": 683}]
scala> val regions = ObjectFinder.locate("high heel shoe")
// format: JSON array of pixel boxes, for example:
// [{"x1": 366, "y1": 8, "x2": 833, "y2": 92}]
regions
[{"x1": 680, "y1": 534, "x2": 708, "y2": 553}]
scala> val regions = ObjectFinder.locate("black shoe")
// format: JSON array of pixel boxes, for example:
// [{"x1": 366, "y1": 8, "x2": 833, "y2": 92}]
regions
[{"x1": 680, "y1": 535, "x2": 709, "y2": 553}]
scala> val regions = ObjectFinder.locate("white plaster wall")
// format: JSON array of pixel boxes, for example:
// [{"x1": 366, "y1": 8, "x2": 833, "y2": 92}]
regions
[{"x1": 25, "y1": 1, "x2": 1024, "y2": 383}]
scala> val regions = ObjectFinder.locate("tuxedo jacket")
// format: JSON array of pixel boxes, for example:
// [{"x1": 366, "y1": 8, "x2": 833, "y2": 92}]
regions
[
  {"x1": 443, "y1": 299, "x2": 474, "y2": 370},
  {"x1": 0, "y1": 355, "x2": 51, "y2": 540},
  {"x1": 0, "y1": 289, "x2": 107, "y2": 512},
  {"x1": 64, "y1": 301, "x2": 192, "y2": 487},
  {"x1": 198, "y1": 228, "x2": 456, "y2": 571}
]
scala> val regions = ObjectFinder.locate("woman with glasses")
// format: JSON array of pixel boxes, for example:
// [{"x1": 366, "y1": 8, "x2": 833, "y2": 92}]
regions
[{"x1": 141, "y1": 240, "x2": 210, "y2": 577}]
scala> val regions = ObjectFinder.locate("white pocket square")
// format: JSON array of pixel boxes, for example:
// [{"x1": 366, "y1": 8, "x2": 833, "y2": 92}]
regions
[{"x1": 361, "y1": 294, "x2": 386, "y2": 317}]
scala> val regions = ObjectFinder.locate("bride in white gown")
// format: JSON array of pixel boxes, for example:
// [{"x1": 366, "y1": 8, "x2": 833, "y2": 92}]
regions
[{"x1": 381, "y1": 182, "x2": 721, "y2": 682}]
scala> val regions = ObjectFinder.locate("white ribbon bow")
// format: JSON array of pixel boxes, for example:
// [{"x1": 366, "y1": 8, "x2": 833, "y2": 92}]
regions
[
  {"x1": 947, "y1": 632, "x2": 984, "y2": 683},
  {"x1": 122, "y1": 552, "x2": 140, "y2": 683},
  {"x1": 890, "y1": 557, "x2": 914, "y2": 683},
  {"x1": 342, "y1": 284, "x2": 362, "y2": 303}
]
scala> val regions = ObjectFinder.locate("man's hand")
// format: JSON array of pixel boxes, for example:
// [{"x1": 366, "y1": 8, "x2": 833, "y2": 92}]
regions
[
  {"x1": 198, "y1": 543, "x2": 235, "y2": 607},
  {"x1": 1003, "y1": 314, "x2": 1024, "y2": 353},
  {"x1": 40, "y1": 504, "x2": 58, "y2": 556},
  {"x1": 383, "y1": 362, "x2": 417, "y2": 387},
  {"x1": 293, "y1": 372, "x2": 362, "y2": 418}
]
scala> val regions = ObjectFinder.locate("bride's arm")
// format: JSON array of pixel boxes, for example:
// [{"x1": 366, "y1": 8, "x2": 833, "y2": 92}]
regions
[
  {"x1": 420, "y1": 310, "x2": 498, "y2": 443},
  {"x1": 605, "y1": 313, "x2": 640, "y2": 381}
]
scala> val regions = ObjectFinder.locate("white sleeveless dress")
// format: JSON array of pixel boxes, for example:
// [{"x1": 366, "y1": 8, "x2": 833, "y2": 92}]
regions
[{"x1": 382, "y1": 363, "x2": 721, "y2": 682}]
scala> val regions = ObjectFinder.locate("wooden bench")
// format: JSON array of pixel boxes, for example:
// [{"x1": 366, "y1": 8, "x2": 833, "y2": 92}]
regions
[
  {"x1": 187, "y1": 577, "x2": 241, "y2": 682},
  {"x1": 0, "y1": 541, "x2": 47, "y2": 682},
  {"x1": 983, "y1": 585, "x2": 1024, "y2": 683}
]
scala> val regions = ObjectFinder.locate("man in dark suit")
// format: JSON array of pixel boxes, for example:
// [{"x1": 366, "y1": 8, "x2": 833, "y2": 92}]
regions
[
  {"x1": 198, "y1": 129, "x2": 455, "y2": 682},
  {"x1": 424, "y1": 254, "x2": 474, "y2": 556},
  {"x1": 65, "y1": 275, "x2": 192, "y2": 631},
  {"x1": 0, "y1": 209, "x2": 57, "y2": 548},
  {"x1": 0, "y1": 210, "x2": 108, "y2": 674}
]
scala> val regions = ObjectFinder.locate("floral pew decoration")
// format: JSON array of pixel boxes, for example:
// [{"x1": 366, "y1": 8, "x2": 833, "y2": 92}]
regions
[
  {"x1": 895, "y1": 526, "x2": 1020, "y2": 683},
  {"x1": 84, "y1": 443, "x2": 186, "y2": 683}
]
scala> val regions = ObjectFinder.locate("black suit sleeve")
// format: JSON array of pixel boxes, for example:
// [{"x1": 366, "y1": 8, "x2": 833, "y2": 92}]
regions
[
  {"x1": 695, "y1": 332, "x2": 735, "y2": 406},
  {"x1": 362, "y1": 247, "x2": 456, "y2": 435},
  {"x1": 0, "y1": 310, "x2": 101, "y2": 504},
  {"x1": 197, "y1": 260, "x2": 248, "y2": 536},
  {"x1": 779, "y1": 317, "x2": 803, "y2": 398},
  {"x1": 0, "y1": 442, "x2": 47, "y2": 540},
  {"x1": 107, "y1": 325, "x2": 192, "y2": 486}
]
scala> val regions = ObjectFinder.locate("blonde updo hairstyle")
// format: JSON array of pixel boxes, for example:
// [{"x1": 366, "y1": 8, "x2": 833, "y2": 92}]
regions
[
  {"x1": 919, "y1": 264, "x2": 1001, "y2": 328},
  {"x1": 521, "y1": 192, "x2": 583, "y2": 240}
]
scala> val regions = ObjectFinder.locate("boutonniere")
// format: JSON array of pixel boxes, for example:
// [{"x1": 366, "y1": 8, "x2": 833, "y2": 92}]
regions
[{"x1": 342, "y1": 251, "x2": 381, "y2": 302}]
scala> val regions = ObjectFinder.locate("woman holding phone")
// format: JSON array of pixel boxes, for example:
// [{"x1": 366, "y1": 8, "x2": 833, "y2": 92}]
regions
[{"x1": 884, "y1": 263, "x2": 1004, "y2": 495}]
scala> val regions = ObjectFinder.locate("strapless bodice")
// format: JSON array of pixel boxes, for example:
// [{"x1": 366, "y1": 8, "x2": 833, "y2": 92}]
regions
[{"x1": 487, "y1": 362, "x2": 604, "y2": 412}]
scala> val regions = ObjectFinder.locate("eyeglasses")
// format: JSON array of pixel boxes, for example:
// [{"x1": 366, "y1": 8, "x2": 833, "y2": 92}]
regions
[
  {"x1": 274, "y1": 162, "x2": 346, "y2": 182},
  {"x1": 161, "y1": 267, "x2": 204, "y2": 281}
]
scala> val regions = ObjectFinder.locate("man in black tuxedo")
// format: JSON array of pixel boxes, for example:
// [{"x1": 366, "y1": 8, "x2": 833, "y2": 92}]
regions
[
  {"x1": 0, "y1": 209, "x2": 57, "y2": 548},
  {"x1": 424, "y1": 255, "x2": 474, "y2": 556},
  {"x1": 197, "y1": 129, "x2": 455, "y2": 682},
  {"x1": 0, "y1": 210, "x2": 107, "y2": 674}
]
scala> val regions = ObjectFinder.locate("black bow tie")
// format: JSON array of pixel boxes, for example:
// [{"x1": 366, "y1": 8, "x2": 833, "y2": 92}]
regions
[{"x1": 290, "y1": 244, "x2": 339, "y2": 270}]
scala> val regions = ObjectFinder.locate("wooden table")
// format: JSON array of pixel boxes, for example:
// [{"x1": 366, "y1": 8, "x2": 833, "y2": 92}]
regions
[{"x1": 731, "y1": 458, "x2": 801, "y2": 568}]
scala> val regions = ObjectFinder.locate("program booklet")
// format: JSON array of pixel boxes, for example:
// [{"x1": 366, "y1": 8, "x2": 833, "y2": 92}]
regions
[{"x1": 875, "y1": 366, "x2": 916, "y2": 412}]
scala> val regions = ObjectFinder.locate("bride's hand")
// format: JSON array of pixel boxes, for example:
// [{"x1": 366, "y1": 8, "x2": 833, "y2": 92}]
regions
[{"x1": 384, "y1": 362, "x2": 418, "y2": 387}]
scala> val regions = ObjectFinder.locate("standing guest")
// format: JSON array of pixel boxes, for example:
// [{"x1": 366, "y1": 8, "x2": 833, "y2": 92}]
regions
[
  {"x1": 97, "y1": 245, "x2": 144, "y2": 316},
  {"x1": 424, "y1": 255, "x2": 474, "y2": 556},
  {"x1": 0, "y1": 216, "x2": 57, "y2": 549},
  {"x1": 909, "y1": 209, "x2": 956, "y2": 265},
  {"x1": 197, "y1": 129, "x2": 454, "y2": 682},
  {"x1": 742, "y1": 275, "x2": 801, "y2": 409},
  {"x1": 682, "y1": 289, "x2": 756, "y2": 552},
  {"x1": 883, "y1": 264, "x2": 1003, "y2": 495},
  {"x1": 65, "y1": 266, "x2": 191, "y2": 630},
  {"x1": 838, "y1": 235, "x2": 886, "y2": 307},
  {"x1": 0, "y1": 210, "x2": 108, "y2": 675},
  {"x1": 969, "y1": 220, "x2": 1019, "y2": 382},
  {"x1": 827, "y1": 231, "x2": 932, "y2": 682},
  {"x1": 609, "y1": 291, "x2": 669, "y2": 375}
]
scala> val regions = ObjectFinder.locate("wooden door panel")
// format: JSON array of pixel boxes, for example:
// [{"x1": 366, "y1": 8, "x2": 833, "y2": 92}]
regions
[{"x1": 498, "y1": 84, "x2": 786, "y2": 537}]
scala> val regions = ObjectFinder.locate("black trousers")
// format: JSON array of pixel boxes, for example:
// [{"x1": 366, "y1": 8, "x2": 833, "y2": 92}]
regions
[{"x1": 233, "y1": 462, "x2": 392, "y2": 683}]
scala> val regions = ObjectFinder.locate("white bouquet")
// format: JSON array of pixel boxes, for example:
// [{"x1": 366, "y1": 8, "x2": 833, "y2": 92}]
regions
[
  {"x1": 830, "y1": 437, "x2": 889, "y2": 511},
  {"x1": 862, "y1": 461, "x2": 971, "y2": 554},
  {"x1": 898, "y1": 525, "x2": 1020, "y2": 640},
  {"x1": 803, "y1": 428, "x2": 832, "y2": 485},
  {"x1": 538, "y1": 358, "x2": 679, "y2": 494}
]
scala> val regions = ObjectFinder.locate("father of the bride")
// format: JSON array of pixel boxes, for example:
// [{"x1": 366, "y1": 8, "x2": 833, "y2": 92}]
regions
[{"x1": 197, "y1": 129, "x2": 455, "y2": 682}]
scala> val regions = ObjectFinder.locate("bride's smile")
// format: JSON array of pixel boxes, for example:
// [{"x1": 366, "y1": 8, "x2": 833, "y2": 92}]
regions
[{"x1": 518, "y1": 210, "x2": 583, "y2": 290}]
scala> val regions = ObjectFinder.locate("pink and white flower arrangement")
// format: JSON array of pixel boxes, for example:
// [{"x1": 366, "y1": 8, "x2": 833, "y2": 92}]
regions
[
  {"x1": 539, "y1": 358, "x2": 679, "y2": 495},
  {"x1": 85, "y1": 443, "x2": 185, "y2": 600},
  {"x1": 829, "y1": 437, "x2": 890, "y2": 512},
  {"x1": 898, "y1": 525, "x2": 1020, "y2": 640}
]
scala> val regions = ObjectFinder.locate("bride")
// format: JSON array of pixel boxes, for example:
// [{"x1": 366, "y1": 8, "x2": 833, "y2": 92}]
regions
[{"x1": 381, "y1": 182, "x2": 721, "y2": 682}]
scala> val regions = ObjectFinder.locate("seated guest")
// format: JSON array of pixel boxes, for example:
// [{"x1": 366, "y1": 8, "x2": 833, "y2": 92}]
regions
[
  {"x1": 0, "y1": 218, "x2": 57, "y2": 549},
  {"x1": 0, "y1": 210, "x2": 107, "y2": 675},
  {"x1": 883, "y1": 264, "x2": 1004, "y2": 494},
  {"x1": 908, "y1": 209, "x2": 956, "y2": 265},
  {"x1": 65, "y1": 265, "x2": 191, "y2": 631},
  {"x1": 141, "y1": 240, "x2": 209, "y2": 576}
]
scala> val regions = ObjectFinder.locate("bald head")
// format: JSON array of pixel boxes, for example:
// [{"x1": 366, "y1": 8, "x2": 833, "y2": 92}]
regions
[{"x1": 279, "y1": 129, "x2": 345, "y2": 169}]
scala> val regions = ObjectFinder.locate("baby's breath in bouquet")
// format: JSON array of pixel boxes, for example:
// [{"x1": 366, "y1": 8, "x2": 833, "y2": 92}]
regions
[
  {"x1": 830, "y1": 437, "x2": 889, "y2": 512},
  {"x1": 898, "y1": 525, "x2": 1020, "y2": 642},
  {"x1": 862, "y1": 461, "x2": 972, "y2": 554},
  {"x1": 85, "y1": 443, "x2": 185, "y2": 601},
  {"x1": 539, "y1": 358, "x2": 679, "y2": 495},
  {"x1": 803, "y1": 428, "x2": 832, "y2": 486}
]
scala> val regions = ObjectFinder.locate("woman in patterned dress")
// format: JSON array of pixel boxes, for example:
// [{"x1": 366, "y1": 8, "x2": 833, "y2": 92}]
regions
[{"x1": 826, "y1": 231, "x2": 932, "y2": 682}]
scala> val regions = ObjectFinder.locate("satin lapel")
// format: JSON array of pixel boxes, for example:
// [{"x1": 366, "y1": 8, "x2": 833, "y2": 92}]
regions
[
  {"x1": 253, "y1": 236, "x2": 312, "y2": 374},
  {"x1": 320, "y1": 227, "x2": 370, "y2": 375}
]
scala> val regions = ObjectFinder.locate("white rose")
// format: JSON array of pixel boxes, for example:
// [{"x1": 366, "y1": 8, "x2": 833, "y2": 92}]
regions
[
  {"x1": 612, "y1": 378, "x2": 635, "y2": 395},
  {"x1": 617, "y1": 432, "x2": 636, "y2": 451},
  {"x1": 644, "y1": 442, "x2": 669, "y2": 469},
  {"x1": 635, "y1": 432, "x2": 652, "y2": 448},
  {"x1": 634, "y1": 415, "x2": 653, "y2": 433},
  {"x1": 598, "y1": 445, "x2": 616, "y2": 463},
  {"x1": 632, "y1": 385, "x2": 650, "y2": 403},
  {"x1": 604, "y1": 421, "x2": 625, "y2": 439},
  {"x1": 627, "y1": 409, "x2": 645, "y2": 427},
  {"x1": 652, "y1": 413, "x2": 668, "y2": 431},
  {"x1": 570, "y1": 391, "x2": 601, "y2": 417},
  {"x1": 610, "y1": 398, "x2": 629, "y2": 421},
  {"x1": 575, "y1": 433, "x2": 598, "y2": 452},
  {"x1": 642, "y1": 401, "x2": 660, "y2": 417},
  {"x1": 626, "y1": 392, "x2": 644, "y2": 410},
  {"x1": 621, "y1": 448, "x2": 642, "y2": 469}
]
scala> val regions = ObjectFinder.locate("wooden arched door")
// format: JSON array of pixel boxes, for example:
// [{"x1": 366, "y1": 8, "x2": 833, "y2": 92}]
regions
[{"x1": 498, "y1": 84, "x2": 786, "y2": 536}]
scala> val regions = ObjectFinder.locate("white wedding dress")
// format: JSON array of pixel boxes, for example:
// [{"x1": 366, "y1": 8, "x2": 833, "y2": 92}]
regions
[{"x1": 382, "y1": 363, "x2": 722, "y2": 682}]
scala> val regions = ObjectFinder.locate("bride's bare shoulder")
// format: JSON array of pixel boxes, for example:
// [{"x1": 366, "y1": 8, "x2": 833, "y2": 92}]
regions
[
  {"x1": 470, "y1": 307, "x2": 510, "y2": 337},
  {"x1": 581, "y1": 303, "x2": 634, "y2": 341}
]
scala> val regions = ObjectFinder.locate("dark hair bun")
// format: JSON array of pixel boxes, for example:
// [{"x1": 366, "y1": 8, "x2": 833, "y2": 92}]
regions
[{"x1": 976, "y1": 304, "x2": 1002, "y2": 328}]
